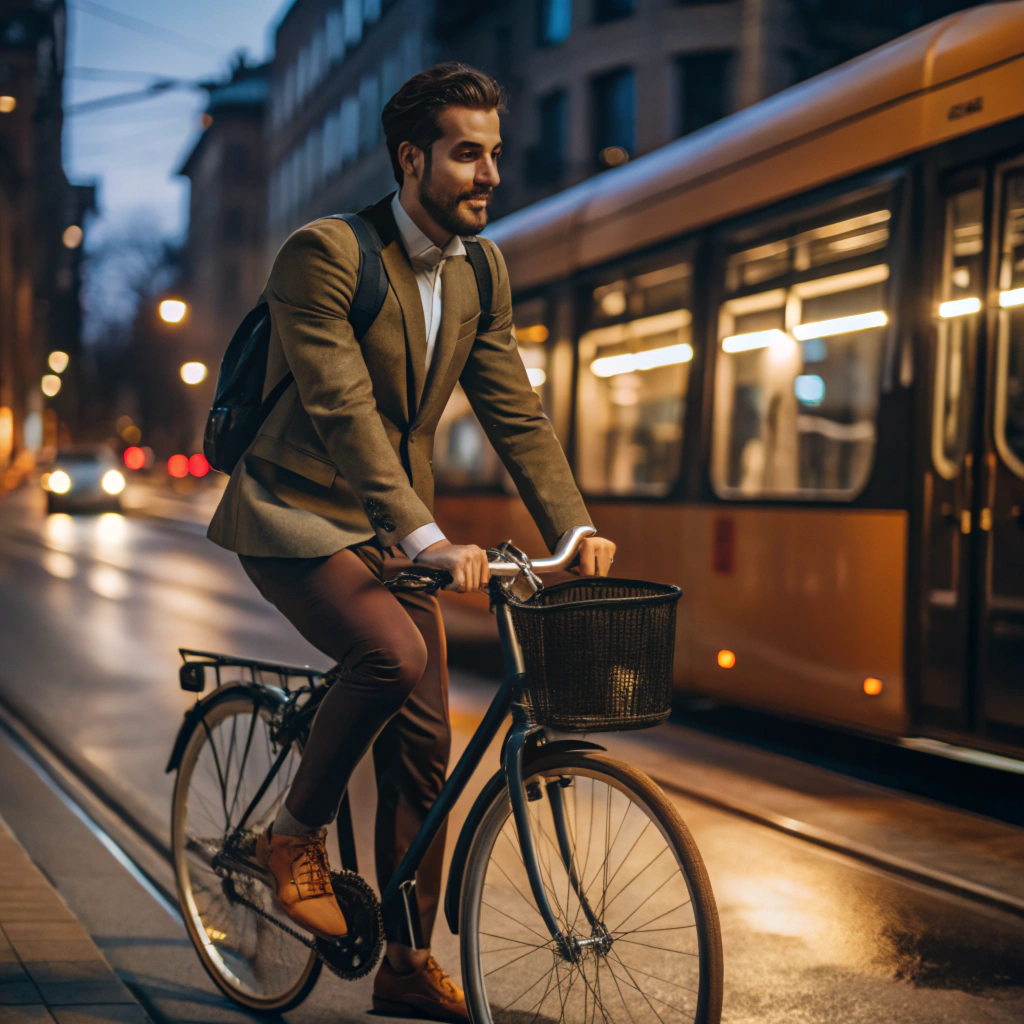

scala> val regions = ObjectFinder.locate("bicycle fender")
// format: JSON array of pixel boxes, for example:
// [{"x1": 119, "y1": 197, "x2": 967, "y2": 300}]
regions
[
  {"x1": 164, "y1": 683, "x2": 283, "y2": 774},
  {"x1": 442, "y1": 738, "x2": 605, "y2": 935}
]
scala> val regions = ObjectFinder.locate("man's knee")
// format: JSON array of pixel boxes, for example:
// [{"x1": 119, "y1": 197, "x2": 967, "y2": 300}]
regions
[{"x1": 350, "y1": 626, "x2": 428, "y2": 702}]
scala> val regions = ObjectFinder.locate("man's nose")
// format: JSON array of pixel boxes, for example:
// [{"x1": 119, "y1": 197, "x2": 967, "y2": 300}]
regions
[{"x1": 476, "y1": 157, "x2": 499, "y2": 188}]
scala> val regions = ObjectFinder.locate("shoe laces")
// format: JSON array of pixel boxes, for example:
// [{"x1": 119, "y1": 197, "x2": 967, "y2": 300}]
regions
[
  {"x1": 289, "y1": 831, "x2": 332, "y2": 899},
  {"x1": 424, "y1": 956, "x2": 458, "y2": 997}
]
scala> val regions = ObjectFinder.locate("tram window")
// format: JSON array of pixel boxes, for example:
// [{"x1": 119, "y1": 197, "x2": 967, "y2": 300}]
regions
[
  {"x1": 932, "y1": 187, "x2": 984, "y2": 480},
  {"x1": 711, "y1": 265, "x2": 889, "y2": 498},
  {"x1": 576, "y1": 261, "x2": 693, "y2": 496},
  {"x1": 432, "y1": 296, "x2": 551, "y2": 491},
  {"x1": 995, "y1": 173, "x2": 1024, "y2": 477},
  {"x1": 726, "y1": 209, "x2": 891, "y2": 291}
]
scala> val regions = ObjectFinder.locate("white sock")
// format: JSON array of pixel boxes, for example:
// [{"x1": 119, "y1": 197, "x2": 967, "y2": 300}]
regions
[{"x1": 272, "y1": 803, "x2": 322, "y2": 837}]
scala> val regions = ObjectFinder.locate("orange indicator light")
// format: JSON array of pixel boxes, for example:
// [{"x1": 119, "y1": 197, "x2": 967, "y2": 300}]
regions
[
  {"x1": 863, "y1": 677, "x2": 883, "y2": 696},
  {"x1": 717, "y1": 650, "x2": 736, "y2": 669}
]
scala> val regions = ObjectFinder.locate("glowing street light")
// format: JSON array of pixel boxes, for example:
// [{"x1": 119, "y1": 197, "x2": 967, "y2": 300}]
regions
[
  {"x1": 48, "y1": 351, "x2": 69, "y2": 373},
  {"x1": 62, "y1": 225, "x2": 83, "y2": 249},
  {"x1": 41, "y1": 374, "x2": 62, "y2": 397},
  {"x1": 0, "y1": 96, "x2": 16, "y2": 114},
  {"x1": 159, "y1": 299, "x2": 188, "y2": 324},
  {"x1": 180, "y1": 361, "x2": 207, "y2": 385}
]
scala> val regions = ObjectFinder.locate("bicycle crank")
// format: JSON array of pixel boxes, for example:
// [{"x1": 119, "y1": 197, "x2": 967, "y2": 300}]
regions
[{"x1": 221, "y1": 869, "x2": 384, "y2": 981}]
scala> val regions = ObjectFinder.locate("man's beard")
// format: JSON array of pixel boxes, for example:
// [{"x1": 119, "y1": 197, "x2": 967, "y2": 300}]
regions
[{"x1": 418, "y1": 160, "x2": 492, "y2": 236}]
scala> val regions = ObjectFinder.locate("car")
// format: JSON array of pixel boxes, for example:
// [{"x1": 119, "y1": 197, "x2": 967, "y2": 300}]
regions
[{"x1": 42, "y1": 445, "x2": 126, "y2": 514}]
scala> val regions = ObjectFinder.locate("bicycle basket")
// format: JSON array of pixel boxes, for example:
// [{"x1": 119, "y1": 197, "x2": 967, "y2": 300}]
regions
[{"x1": 507, "y1": 578, "x2": 681, "y2": 732}]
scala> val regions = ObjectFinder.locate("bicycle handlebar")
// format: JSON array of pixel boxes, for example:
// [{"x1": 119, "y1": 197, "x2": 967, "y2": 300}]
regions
[{"x1": 486, "y1": 525, "x2": 597, "y2": 577}]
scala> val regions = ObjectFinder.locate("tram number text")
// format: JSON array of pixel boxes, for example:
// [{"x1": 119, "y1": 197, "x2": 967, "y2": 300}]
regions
[{"x1": 948, "y1": 96, "x2": 983, "y2": 121}]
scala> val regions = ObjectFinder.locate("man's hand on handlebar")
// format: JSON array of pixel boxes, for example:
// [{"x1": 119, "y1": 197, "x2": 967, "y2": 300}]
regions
[
  {"x1": 571, "y1": 536, "x2": 616, "y2": 577},
  {"x1": 414, "y1": 539, "x2": 491, "y2": 593}
]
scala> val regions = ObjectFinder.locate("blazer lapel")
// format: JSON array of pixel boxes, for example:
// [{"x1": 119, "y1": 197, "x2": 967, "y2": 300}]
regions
[
  {"x1": 415, "y1": 256, "x2": 472, "y2": 428},
  {"x1": 379, "y1": 240, "x2": 428, "y2": 414}
]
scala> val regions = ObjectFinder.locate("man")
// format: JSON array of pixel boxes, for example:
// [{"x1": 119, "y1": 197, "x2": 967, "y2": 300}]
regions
[{"x1": 208, "y1": 63, "x2": 615, "y2": 1022}]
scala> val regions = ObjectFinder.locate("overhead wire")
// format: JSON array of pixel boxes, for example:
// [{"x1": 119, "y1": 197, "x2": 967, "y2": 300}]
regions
[{"x1": 67, "y1": 0, "x2": 224, "y2": 58}]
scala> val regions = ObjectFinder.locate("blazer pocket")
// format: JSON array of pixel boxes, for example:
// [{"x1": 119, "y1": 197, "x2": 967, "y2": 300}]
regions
[
  {"x1": 251, "y1": 434, "x2": 338, "y2": 489},
  {"x1": 456, "y1": 313, "x2": 480, "y2": 343}
]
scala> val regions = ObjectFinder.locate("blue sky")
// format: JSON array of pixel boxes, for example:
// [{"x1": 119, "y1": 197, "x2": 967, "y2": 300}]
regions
[{"x1": 65, "y1": 0, "x2": 291, "y2": 243}]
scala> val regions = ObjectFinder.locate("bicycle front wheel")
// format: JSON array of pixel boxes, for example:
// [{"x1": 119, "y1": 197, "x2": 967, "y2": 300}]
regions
[
  {"x1": 171, "y1": 689, "x2": 320, "y2": 1013},
  {"x1": 461, "y1": 752, "x2": 723, "y2": 1024}
]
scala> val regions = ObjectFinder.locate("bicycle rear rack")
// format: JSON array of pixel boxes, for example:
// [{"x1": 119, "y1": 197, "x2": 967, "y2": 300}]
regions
[{"x1": 177, "y1": 648, "x2": 324, "y2": 694}]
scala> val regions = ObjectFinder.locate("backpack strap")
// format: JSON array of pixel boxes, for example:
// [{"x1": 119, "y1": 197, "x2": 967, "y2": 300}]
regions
[
  {"x1": 462, "y1": 238, "x2": 495, "y2": 332},
  {"x1": 328, "y1": 212, "x2": 390, "y2": 341}
]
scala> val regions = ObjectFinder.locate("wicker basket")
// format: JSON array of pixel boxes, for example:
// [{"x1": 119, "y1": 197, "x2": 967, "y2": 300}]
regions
[{"x1": 507, "y1": 578, "x2": 681, "y2": 733}]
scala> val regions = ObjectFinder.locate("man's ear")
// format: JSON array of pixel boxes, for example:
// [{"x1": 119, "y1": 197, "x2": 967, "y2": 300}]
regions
[{"x1": 397, "y1": 140, "x2": 421, "y2": 182}]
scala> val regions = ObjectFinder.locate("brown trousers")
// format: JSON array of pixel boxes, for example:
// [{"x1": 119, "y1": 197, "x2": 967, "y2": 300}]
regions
[{"x1": 239, "y1": 544, "x2": 451, "y2": 944}]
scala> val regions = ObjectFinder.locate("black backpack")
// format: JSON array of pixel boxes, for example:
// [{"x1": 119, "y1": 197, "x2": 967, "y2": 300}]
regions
[{"x1": 203, "y1": 212, "x2": 496, "y2": 475}]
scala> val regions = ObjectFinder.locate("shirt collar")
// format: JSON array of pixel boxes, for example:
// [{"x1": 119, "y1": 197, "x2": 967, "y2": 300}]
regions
[{"x1": 391, "y1": 192, "x2": 466, "y2": 270}]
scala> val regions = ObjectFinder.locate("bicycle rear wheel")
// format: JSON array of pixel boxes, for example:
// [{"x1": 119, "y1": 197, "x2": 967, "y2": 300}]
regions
[
  {"x1": 170, "y1": 689, "x2": 320, "y2": 1013},
  {"x1": 461, "y1": 752, "x2": 723, "y2": 1024}
]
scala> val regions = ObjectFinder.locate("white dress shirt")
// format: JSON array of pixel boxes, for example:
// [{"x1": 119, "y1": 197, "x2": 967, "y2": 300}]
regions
[{"x1": 390, "y1": 193, "x2": 463, "y2": 560}]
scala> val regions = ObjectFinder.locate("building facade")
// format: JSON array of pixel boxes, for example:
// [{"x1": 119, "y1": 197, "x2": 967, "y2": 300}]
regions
[
  {"x1": 179, "y1": 57, "x2": 270, "y2": 425},
  {"x1": 265, "y1": 0, "x2": 433, "y2": 256},
  {"x1": 0, "y1": 0, "x2": 92, "y2": 480}
]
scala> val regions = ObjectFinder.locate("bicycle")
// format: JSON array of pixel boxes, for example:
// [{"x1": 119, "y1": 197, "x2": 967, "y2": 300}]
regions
[{"x1": 167, "y1": 526, "x2": 724, "y2": 1023}]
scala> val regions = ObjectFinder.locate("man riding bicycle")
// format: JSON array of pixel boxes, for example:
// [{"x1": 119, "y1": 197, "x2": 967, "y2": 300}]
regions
[{"x1": 208, "y1": 63, "x2": 614, "y2": 1023}]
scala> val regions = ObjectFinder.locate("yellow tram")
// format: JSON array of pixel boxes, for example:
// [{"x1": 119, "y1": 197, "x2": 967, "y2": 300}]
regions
[{"x1": 433, "y1": 2, "x2": 1024, "y2": 759}]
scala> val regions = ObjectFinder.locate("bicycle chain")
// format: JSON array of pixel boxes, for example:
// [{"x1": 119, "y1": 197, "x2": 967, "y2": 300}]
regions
[{"x1": 223, "y1": 871, "x2": 383, "y2": 981}]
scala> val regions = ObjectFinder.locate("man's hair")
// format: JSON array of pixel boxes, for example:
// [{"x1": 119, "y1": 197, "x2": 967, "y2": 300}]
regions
[{"x1": 381, "y1": 62, "x2": 507, "y2": 185}]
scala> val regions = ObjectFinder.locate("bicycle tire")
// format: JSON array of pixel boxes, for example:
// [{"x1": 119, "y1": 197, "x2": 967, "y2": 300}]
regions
[
  {"x1": 171, "y1": 688, "x2": 321, "y2": 1013},
  {"x1": 460, "y1": 751, "x2": 723, "y2": 1024}
]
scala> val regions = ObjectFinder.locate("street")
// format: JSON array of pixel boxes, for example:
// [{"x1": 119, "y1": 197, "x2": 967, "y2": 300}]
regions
[{"x1": 0, "y1": 488, "x2": 1022, "y2": 1024}]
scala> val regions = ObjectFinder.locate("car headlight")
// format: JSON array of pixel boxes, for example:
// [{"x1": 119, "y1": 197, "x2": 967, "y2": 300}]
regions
[
  {"x1": 47, "y1": 470, "x2": 72, "y2": 494},
  {"x1": 101, "y1": 470, "x2": 125, "y2": 495}
]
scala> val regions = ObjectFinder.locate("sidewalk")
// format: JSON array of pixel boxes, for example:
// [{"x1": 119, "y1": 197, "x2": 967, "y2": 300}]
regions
[{"x1": 0, "y1": 813, "x2": 150, "y2": 1024}]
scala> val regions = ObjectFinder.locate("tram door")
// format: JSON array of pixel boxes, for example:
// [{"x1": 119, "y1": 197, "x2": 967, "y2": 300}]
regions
[{"x1": 920, "y1": 160, "x2": 1024, "y2": 746}]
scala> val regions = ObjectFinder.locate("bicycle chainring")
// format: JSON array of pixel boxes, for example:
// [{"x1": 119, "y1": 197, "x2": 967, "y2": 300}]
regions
[{"x1": 315, "y1": 870, "x2": 384, "y2": 980}]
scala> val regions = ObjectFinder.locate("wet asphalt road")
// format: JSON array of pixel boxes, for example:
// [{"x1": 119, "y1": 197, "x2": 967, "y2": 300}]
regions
[{"x1": 0, "y1": 487, "x2": 1022, "y2": 1023}]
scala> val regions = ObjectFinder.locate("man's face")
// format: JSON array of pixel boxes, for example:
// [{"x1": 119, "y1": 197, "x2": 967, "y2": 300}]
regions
[{"x1": 417, "y1": 106, "x2": 501, "y2": 236}]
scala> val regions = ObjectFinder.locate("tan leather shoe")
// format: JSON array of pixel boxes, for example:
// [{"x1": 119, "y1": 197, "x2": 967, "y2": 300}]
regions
[
  {"x1": 254, "y1": 827, "x2": 348, "y2": 941},
  {"x1": 373, "y1": 955, "x2": 469, "y2": 1023}
]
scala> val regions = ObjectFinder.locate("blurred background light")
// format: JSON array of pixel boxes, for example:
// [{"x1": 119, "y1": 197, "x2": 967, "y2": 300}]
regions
[
  {"x1": 0, "y1": 96, "x2": 15, "y2": 114},
  {"x1": 47, "y1": 470, "x2": 72, "y2": 494},
  {"x1": 180, "y1": 361, "x2": 207, "y2": 385},
  {"x1": 188, "y1": 453, "x2": 210, "y2": 477},
  {"x1": 938, "y1": 297, "x2": 981, "y2": 318},
  {"x1": 61, "y1": 225, "x2": 83, "y2": 249},
  {"x1": 794, "y1": 374, "x2": 826, "y2": 406},
  {"x1": 41, "y1": 374, "x2": 62, "y2": 397},
  {"x1": 526, "y1": 367, "x2": 547, "y2": 387},
  {"x1": 101, "y1": 470, "x2": 126, "y2": 495},
  {"x1": 863, "y1": 677, "x2": 884, "y2": 695},
  {"x1": 48, "y1": 351, "x2": 70, "y2": 373},
  {"x1": 718, "y1": 650, "x2": 736, "y2": 669},
  {"x1": 167, "y1": 454, "x2": 190, "y2": 478},
  {"x1": 123, "y1": 446, "x2": 146, "y2": 471},
  {"x1": 160, "y1": 299, "x2": 188, "y2": 323}
]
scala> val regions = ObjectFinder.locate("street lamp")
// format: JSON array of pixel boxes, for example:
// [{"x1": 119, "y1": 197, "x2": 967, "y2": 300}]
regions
[
  {"x1": 48, "y1": 351, "x2": 69, "y2": 373},
  {"x1": 180, "y1": 362, "x2": 207, "y2": 385},
  {"x1": 41, "y1": 374, "x2": 62, "y2": 397},
  {"x1": 159, "y1": 299, "x2": 188, "y2": 324}
]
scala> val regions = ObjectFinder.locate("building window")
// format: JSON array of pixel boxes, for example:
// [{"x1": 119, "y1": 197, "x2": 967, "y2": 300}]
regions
[
  {"x1": 527, "y1": 90, "x2": 568, "y2": 186},
  {"x1": 340, "y1": 95, "x2": 359, "y2": 165},
  {"x1": 711, "y1": 199, "x2": 894, "y2": 499},
  {"x1": 677, "y1": 51, "x2": 732, "y2": 137},
  {"x1": 594, "y1": 0, "x2": 634, "y2": 24},
  {"x1": 401, "y1": 28, "x2": 421, "y2": 80},
  {"x1": 576, "y1": 261, "x2": 694, "y2": 495},
  {"x1": 358, "y1": 74, "x2": 380, "y2": 154},
  {"x1": 327, "y1": 8, "x2": 345, "y2": 62},
  {"x1": 995, "y1": 173, "x2": 1024, "y2": 478},
  {"x1": 297, "y1": 43, "x2": 310, "y2": 102},
  {"x1": 344, "y1": 0, "x2": 363, "y2": 47},
  {"x1": 322, "y1": 111, "x2": 341, "y2": 178},
  {"x1": 537, "y1": 0, "x2": 571, "y2": 45},
  {"x1": 381, "y1": 51, "x2": 402, "y2": 106},
  {"x1": 592, "y1": 67, "x2": 635, "y2": 166},
  {"x1": 364, "y1": 0, "x2": 381, "y2": 25}
]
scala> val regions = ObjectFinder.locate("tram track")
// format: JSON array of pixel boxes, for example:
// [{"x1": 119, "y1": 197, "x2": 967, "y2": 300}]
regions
[{"x1": 1, "y1": 679, "x2": 1023, "y2": 937}]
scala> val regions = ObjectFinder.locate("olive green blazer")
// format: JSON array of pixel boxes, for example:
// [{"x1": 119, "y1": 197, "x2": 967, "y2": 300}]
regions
[{"x1": 207, "y1": 194, "x2": 592, "y2": 558}]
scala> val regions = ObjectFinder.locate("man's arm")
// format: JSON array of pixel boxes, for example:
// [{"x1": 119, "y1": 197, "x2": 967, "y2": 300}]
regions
[
  {"x1": 266, "y1": 219, "x2": 435, "y2": 546},
  {"x1": 458, "y1": 239, "x2": 594, "y2": 552}
]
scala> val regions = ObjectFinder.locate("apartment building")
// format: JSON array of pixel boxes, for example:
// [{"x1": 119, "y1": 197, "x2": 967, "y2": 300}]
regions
[{"x1": 265, "y1": 0, "x2": 432, "y2": 255}]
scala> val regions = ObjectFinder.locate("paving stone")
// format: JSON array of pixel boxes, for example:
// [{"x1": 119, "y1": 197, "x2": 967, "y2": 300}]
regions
[
  {"x1": 36, "y1": 981, "x2": 134, "y2": 1008},
  {"x1": 0, "y1": 1006, "x2": 55, "y2": 1024},
  {"x1": 1, "y1": 928, "x2": 89, "y2": 945},
  {"x1": 0, "y1": 969, "x2": 26, "y2": 986},
  {"x1": 0, "y1": 910, "x2": 76, "y2": 926},
  {"x1": 18, "y1": 967, "x2": 111, "y2": 988},
  {"x1": 0, "y1": 943, "x2": 16, "y2": 965},
  {"x1": 4, "y1": 946, "x2": 97, "y2": 966},
  {"x1": 48, "y1": 1008, "x2": 150, "y2": 1024},
  {"x1": 0, "y1": 985, "x2": 39, "y2": 1007}
]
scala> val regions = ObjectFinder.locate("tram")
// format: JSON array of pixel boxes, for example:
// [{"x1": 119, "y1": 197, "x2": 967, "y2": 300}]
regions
[{"x1": 433, "y1": 2, "x2": 1024, "y2": 760}]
